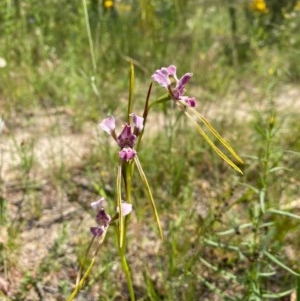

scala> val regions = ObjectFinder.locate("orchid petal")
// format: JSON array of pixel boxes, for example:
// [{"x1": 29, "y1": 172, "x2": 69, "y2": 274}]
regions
[
  {"x1": 90, "y1": 226, "x2": 105, "y2": 237},
  {"x1": 119, "y1": 147, "x2": 137, "y2": 161},
  {"x1": 117, "y1": 202, "x2": 133, "y2": 216},
  {"x1": 180, "y1": 96, "x2": 197, "y2": 107},
  {"x1": 176, "y1": 73, "x2": 193, "y2": 93},
  {"x1": 95, "y1": 208, "x2": 111, "y2": 226},
  {"x1": 151, "y1": 68, "x2": 171, "y2": 88},
  {"x1": 166, "y1": 65, "x2": 176, "y2": 74},
  {"x1": 117, "y1": 124, "x2": 137, "y2": 148},
  {"x1": 91, "y1": 197, "x2": 105, "y2": 211},
  {"x1": 130, "y1": 113, "x2": 144, "y2": 134},
  {"x1": 99, "y1": 116, "x2": 116, "y2": 135}
]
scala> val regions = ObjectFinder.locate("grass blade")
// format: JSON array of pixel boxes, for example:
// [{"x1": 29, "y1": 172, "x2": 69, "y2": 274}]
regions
[
  {"x1": 268, "y1": 208, "x2": 300, "y2": 220},
  {"x1": 82, "y1": 0, "x2": 96, "y2": 73},
  {"x1": 262, "y1": 289, "x2": 294, "y2": 298}
]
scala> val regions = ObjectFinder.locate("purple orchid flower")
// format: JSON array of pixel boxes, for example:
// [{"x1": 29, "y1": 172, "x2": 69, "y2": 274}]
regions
[
  {"x1": 117, "y1": 124, "x2": 137, "y2": 149},
  {"x1": 90, "y1": 198, "x2": 112, "y2": 237},
  {"x1": 90, "y1": 198, "x2": 133, "y2": 237},
  {"x1": 152, "y1": 65, "x2": 197, "y2": 107},
  {"x1": 99, "y1": 114, "x2": 144, "y2": 162}
]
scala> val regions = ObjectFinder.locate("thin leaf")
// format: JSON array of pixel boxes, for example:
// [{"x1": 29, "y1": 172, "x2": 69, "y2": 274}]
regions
[
  {"x1": 264, "y1": 250, "x2": 300, "y2": 276},
  {"x1": 204, "y1": 238, "x2": 243, "y2": 254},
  {"x1": 199, "y1": 257, "x2": 237, "y2": 281},
  {"x1": 68, "y1": 231, "x2": 107, "y2": 301},
  {"x1": 259, "y1": 271, "x2": 277, "y2": 277},
  {"x1": 262, "y1": 289, "x2": 294, "y2": 298},
  {"x1": 197, "y1": 275, "x2": 236, "y2": 301},
  {"x1": 188, "y1": 105, "x2": 244, "y2": 164},
  {"x1": 184, "y1": 110, "x2": 243, "y2": 174},
  {"x1": 259, "y1": 188, "x2": 266, "y2": 213},
  {"x1": 134, "y1": 156, "x2": 163, "y2": 240},
  {"x1": 268, "y1": 208, "x2": 300, "y2": 220},
  {"x1": 67, "y1": 257, "x2": 96, "y2": 301},
  {"x1": 216, "y1": 223, "x2": 253, "y2": 236},
  {"x1": 269, "y1": 166, "x2": 292, "y2": 173}
]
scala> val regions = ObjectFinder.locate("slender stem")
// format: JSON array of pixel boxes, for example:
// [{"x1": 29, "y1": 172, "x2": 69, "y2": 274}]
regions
[
  {"x1": 82, "y1": 0, "x2": 97, "y2": 74},
  {"x1": 124, "y1": 163, "x2": 131, "y2": 201},
  {"x1": 119, "y1": 248, "x2": 136, "y2": 301},
  {"x1": 127, "y1": 62, "x2": 135, "y2": 123},
  {"x1": 117, "y1": 161, "x2": 124, "y2": 248},
  {"x1": 67, "y1": 231, "x2": 107, "y2": 301},
  {"x1": 116, "y1": 163, "x2": 135, "y2": 300},
  {"x1": 147, "y1": 93, "x2": 171, "y2": 111},
  {"x1": 76, "y1": 236, "x2": 96, "y2": 286},
  {"x1": 143, "y1": 82, "x2": 153, "y2": 121}
]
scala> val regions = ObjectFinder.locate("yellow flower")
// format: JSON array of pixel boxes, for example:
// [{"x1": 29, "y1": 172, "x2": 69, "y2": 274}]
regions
[
  {"x1": 294, "y1": 1, "x2": 300, "y2": 11},
  {"x1": 104, "y1": 0, "x2": 114, "y2": 9},
  {"x1": 249, "y1": 0, "x2": 269, "y2": 13}
]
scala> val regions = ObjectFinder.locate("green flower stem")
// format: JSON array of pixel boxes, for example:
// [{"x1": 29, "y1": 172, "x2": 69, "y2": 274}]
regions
[
  {"x1": 123, "y1": 162, "x2": 133, "y2": 254},
  {"x1": 136, "y1": 92, "x2": 170, "y2": 151},
  {"x1": 127, "y1": 62, "x2": 134, "y2": 123},
  {"x1": 67, "y1": 257, "x2": 97, "y2": 301},
  {"x1": 116, "y1": 221, "x2": 135, "y2": 301},
  {"x1": 136, "y1": 83, "x2": 153, "y2": 151},
  {"x1": 143, "y1": 82, "x2": 153, "y2": 121},
  {"x1": 67, "y1": 231, "x2": 107, "y2": 301},
  {"x1": 118, "y1": 246, "x2": 136, "y2": 301},
  {"x1": 147, "y1": 93, "x2": 171, "y2": 111},
  {"x1": 117, "y1": 162, "x2": 135, "y2": 300},
  {"x1": 125, "y1": 162, "x2": 133, "y2": 203},
  {"x1": 117, "y1": 161, "x2": 124, "y2": 248}
]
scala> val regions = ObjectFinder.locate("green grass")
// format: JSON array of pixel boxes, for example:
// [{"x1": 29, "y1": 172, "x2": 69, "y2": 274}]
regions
[{"x1": 1, "y1": 0, "x2": 300, "y2": 300}]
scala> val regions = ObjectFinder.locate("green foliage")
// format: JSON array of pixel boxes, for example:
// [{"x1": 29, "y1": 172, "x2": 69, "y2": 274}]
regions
[{"x1": 0, "y1": 0, "x2": 300, "y2": 300}]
